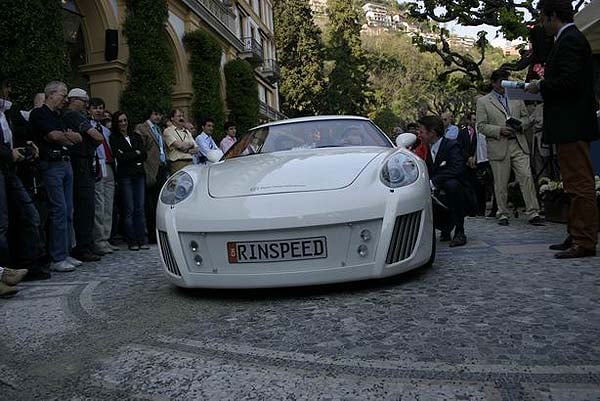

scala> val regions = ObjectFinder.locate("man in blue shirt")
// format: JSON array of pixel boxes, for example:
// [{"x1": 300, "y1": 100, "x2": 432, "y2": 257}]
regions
[
  {"x1": 194, "y1": 117, "x2": 220, "y2": 164},
  {"x1": 442, "y1": 112, "x2": 459, "y2": 140}
]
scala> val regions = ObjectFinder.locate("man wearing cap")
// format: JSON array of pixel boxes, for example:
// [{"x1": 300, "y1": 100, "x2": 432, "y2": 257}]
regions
[{"x1": 63, "y1": 88, "x2": 104, "y2": 263}]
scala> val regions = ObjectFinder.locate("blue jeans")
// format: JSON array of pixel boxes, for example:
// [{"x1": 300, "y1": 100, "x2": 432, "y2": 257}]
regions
[
  {"x1": 41, "y1": 161, "x2": 73, "y2": 262},
  {"x1": 119, "y1": 175, "x2": 146, "y2": 245}
]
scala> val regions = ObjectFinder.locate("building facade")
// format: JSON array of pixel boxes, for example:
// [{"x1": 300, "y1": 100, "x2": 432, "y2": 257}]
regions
[{"x1": 64, "y1": 0, "x2": 282, "y2": 124}]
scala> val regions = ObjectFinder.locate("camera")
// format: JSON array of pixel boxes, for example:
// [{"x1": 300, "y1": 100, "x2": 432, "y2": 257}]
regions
[
  {"x1": 18, "y1": 144, "x2": 35, "y2": 161},
  {"x1": 506, "y1": 117, "x2": 523, "y2": 133}
]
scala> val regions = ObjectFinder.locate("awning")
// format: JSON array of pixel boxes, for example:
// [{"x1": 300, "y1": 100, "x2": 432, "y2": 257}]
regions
[{"x1": 575, "y1": 0, "x2": 600, "y2": 53}]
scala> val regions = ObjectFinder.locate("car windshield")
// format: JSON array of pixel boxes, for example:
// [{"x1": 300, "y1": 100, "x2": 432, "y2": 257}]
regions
[{"x1": 224, "y1": 119, "x2": 392, "y2": 160}]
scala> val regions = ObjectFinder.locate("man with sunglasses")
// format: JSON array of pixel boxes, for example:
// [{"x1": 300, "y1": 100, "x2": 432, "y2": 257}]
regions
[{"x1": 63, "y1": 88, "x2": 104, "y2": 263}]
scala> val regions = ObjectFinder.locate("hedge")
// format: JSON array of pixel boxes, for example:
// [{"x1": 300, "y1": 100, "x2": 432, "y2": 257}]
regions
[
  {"x1": 120, "y1": 0, "x2": 175, "y2": 125},
  {"x1": 224, "y1": 59, "x2": 259, "y2": 136},
  {"x1": 0, "y1": 0, "x2": 67, "y2": 109},
  {"x1": 183, "y1": 30, "x2": 225, "y2": 141}
]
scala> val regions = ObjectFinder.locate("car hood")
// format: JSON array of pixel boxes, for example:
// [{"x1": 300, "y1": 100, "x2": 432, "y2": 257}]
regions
[{"x1": 208, "y1": 147, "x2": 388, "y2": 198}]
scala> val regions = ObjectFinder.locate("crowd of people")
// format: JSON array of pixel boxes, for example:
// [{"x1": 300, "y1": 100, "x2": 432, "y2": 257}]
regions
[
  {"x1": 1, "y1": 0, "x2": 597, "y2": 298},
  {"x1": 0, "y1": 78, "x2": 238, "y2": 296},
  {"x1": 399, "y1": 0, "x2": 599, "y2": 259}
]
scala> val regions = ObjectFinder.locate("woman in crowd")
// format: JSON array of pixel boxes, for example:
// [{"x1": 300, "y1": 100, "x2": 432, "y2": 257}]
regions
[
  {"x1": 163, "y1": 108, "x2": 197, "y2": 174},
  {"x1": 110, "y1": 111, "x2": 148, "y2": 251}
]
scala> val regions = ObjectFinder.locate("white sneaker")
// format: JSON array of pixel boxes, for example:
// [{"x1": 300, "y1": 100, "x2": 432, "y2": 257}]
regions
[
  {"x1": 66, "y1": 256, "x2": 83, "y2": 267},
  {"x1": 50, "y1": 260, "x2": 76, "y2": 272}
]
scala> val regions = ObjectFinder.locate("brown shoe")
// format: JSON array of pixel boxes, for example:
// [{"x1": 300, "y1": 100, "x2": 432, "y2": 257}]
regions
[
  {"x1": 1, "y1": 268, "x2": 29, "y2": 286},
  {"x1": 549, "y1": 236, "x2": 573, "y2": 251},
  {"x1": 0, "y1": 282, "x2": 19, "y2": 298},
  {"x1": 554, "y1": 245, "x2": 596, "y2": 259}
]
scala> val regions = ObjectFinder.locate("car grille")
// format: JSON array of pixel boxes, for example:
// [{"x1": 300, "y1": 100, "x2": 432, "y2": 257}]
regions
[
  {"x1": 158, "y1": 230, "x2": 181, "y2": 277},
  {"x1": 385, "y1": 211, "x2": 422, "y2": 264}
]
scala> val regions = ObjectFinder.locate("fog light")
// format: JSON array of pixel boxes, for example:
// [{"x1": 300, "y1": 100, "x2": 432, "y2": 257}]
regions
[
  {"x1": 194, "y1": 254, "x2": 203, "y2": 266},
  {"x1": 357, "y1": 244, "x2": 368, "y2": 257},
  {"x1": 190, "y1": 240, "x2": 198, "y2": 252},
  {"x1": 360, "y1": 229, "x2": 371, "y2": 242}
]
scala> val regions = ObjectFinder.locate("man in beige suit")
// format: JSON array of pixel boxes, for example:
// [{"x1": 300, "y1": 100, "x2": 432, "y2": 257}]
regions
[
  {"x1": 135, "y1": 110, "x2": 169, "y2": 243},
  {"x1": 476, "y1": 69, "x2": 543, "y2": 226}
]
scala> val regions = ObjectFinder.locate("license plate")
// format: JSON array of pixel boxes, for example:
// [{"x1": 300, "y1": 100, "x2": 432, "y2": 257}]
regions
[{"x1": 227, "y1": 236, "x2": 327, "y2": 264}]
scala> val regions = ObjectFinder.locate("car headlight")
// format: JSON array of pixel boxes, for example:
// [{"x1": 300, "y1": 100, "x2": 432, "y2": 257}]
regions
[
  {"x1": 380, "y1": 152, "x2": 419, "y2": 188},
  {"x1": 160, "y1": 171, "x2": 194, "y2": 205}
]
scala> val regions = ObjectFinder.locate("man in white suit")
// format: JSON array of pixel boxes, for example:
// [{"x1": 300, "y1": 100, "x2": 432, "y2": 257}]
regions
[{"x1": 476, "y1": 69, "x2": 544, "y2": 226}]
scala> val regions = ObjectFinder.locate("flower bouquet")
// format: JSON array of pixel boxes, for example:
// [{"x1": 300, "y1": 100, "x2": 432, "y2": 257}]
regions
[{"x1": 538, "y1": 176, "x2": 600, "y2": 223}]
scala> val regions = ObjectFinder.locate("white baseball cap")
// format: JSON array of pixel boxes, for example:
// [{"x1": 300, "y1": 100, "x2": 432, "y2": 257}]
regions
[{"x1": 67, "y1": 88, "x2": 89, "y2": 101}]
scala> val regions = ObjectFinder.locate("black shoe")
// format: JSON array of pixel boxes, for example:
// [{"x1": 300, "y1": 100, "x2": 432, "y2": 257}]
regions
[
  {"x1": 528, "y1": 216, "x2": 545, "y2": 226},
  {"x1": 128, "y1": 244, "x2": 140, "y2": 251},
  {"x1": 498, "y1": 217, "x2": 509, "y2": 226},
  {"x1": 22, "y1": 270, "x2": 51, "y2": 281},
  {"x1": 92, "y1": 248, "x2": 107, "y2": 256},
  {"x1": 71, "y1": 251, "x2": 101, "y2": 262},
  {"x1": 549, "y1": 236, "x2": 573, "y2": 251},
  {"x1": 440, "y1": 232, "x2": 451, "y2": 242},
  {"x1": 449, "y1": 232, "x2": 467, "y2": 247},
  {"x1": 554, "y1": 245, "x2": 596, "y2": 259},
  {"x1": 138, "y1": 244, "x2": 150, "y2": 250}
]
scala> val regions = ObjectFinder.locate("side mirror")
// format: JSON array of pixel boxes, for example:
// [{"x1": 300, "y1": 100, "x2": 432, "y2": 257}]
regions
[{"x1": 395, "y1": 133, "x2": 417, "y2": 148}]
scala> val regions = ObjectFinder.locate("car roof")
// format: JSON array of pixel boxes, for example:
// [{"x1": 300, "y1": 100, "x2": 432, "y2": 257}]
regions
[{"x1": 251, "y1": 115, "x2": 370, "y2": 131}]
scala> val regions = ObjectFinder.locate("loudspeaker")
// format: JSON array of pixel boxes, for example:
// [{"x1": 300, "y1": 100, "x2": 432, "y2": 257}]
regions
[{"x1": 105, "y1": 29, "x2": 118, "y2": 61}]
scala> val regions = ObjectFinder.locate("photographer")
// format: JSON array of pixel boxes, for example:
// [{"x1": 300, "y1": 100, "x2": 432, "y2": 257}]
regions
[
  {"x1": 1, "y1": 76, "x2": 50, "y2": 283},
  {"x1": 476, "y1": 69, "x2": 543, "y2": 226}
]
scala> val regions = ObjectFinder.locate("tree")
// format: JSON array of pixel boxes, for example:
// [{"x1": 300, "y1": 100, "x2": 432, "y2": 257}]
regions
[
  {"x1": 120, "y1": 0, "x2": 175, "y2": 125},
  {"x1": 0, "y1": 0, "x2": 67, "y2": 109},
  {"x1": 324, "y1": 0, "x2": 371, "y2": 115},
  {"x1": 407, "y1": 0, "x2": 591, "y2": 85},
  {"x1": 183, "y1": 30, "x2": 225, "y2": 137},
  {"x1": 224, "y1": 59, "x2": 259, "y2": 135},
  {"x1": 274, "y1": 0, "x2": 326, "y2": 117}
]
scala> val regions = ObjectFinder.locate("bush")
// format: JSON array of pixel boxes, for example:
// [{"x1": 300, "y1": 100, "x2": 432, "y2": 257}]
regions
[
  {"x1": 0, "y1": 0, "x2": 67, "y2": 109},
  {"x1": 183, "y1": 30, "x2": 225, "y2": 141},
  {"x1": 224, "y1": 59, "x2": 259, "y2": 135},
  {"x1": 120, "y1": 0, "x2": 175, "y2": 125}
]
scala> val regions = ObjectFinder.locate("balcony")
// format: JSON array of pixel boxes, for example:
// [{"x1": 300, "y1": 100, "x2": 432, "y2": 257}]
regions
[
  {"x1": 184, "y1": 0, "x2": 242, "y2": 50},
  {"x1": 257, "y1": 59, "x2": 280, "y2": 84},
  {"x1": 239, "y1": 37, "x2": 264, "y2": 65},
  {"x1": 259, "y1": 101, "x2": 286, "y2": 121}
]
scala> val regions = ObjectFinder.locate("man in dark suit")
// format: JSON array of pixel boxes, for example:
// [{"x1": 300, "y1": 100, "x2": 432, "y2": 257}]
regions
[
  {"x1": 418, "y1": 115, "x2": 467, "y2": 247},
  {"x1": 526, "y1": 0, "x2": 599, "y2": 259}
]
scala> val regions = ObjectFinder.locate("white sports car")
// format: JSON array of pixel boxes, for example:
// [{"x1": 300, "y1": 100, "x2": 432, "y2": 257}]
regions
[{"x1": 157, "y1": 116, "x2": 434, "y2": 288}]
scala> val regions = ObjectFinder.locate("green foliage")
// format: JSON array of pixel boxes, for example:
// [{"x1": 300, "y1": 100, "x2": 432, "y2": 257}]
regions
[
  {"x1": 224, "y1": 59, "x2": 259, "y2": 135},
  {"x1": 0, "y1": 0, "x2": 67, "y2": 109},
  {"x1": 274, "y1": 0, "x2": 326, "y2": 117},
  {"x1": 325, "y1": 0, "x2": 371, "y2": 115},
  {"x1": 120, "y1": 0, "x2": 175, "y2": 125},
  {"x1": 183, "y1": 30, "x2": 225, "y2": 139},
  {"x1": 371, "y1": 107, "x2": 400, "y2": 137}
]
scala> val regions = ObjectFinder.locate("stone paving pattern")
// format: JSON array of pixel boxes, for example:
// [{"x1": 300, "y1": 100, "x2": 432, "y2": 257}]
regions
[{"x1": 1, "y1": 216, "x2": 599, "y2": 400}]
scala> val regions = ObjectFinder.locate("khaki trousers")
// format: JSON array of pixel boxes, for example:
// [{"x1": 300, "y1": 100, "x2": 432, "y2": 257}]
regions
[
  {"x1": 489, "y1": 139, "x2": 540, "y2": 219},
  {"x1": 169, "y1": 159, "x2": 192, "y2": 175},
  {"x1": 557, "y1": 141, "x2": 598, "y2": 250}
]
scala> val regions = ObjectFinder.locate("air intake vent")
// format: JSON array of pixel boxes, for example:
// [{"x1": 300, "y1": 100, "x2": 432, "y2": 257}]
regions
[
  {"x1": 385, "y1": 211, "x2": 422, "y2": 264},
  {"x1": 158, "y1": 231, "x2": 181, "y2": 277}
]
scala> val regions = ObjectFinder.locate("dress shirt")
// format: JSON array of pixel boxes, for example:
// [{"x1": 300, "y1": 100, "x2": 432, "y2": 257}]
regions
[
  {"x1": 147, "y1": 120, "x2": 166, "y2": 163},
  {"x1": 476, "y1": 133, "x2": 488, "y2": 164},
  {"x1": 219, "y1": 135, "x2": 237, "y2": 154},
  {"x1": 430, "y1": 136, "x2": 442, "y2": 162},
  {"x1": 163, "y1": 125, "x2": 194, "y2": 162},
  {"x1": 555, "y1": 22, "x2": 575, "y2": 42},
  {"x1": 0, "y1": 99, "x2": 13, "y2": 147},
  {"x1": 494, "y1": 90, "x2": 510, "y2": 116},
  {"x1": 444, "y1": 124, "x2": 459, "y2": 140},
  {"x1": 194, "y1": 132, "x2": 218, "y2": 164}
]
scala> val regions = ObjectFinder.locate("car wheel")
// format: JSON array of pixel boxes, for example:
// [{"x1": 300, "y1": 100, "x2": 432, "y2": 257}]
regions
[{"x1": 423, "y1": 229, "x2": 436, "y2": 268}]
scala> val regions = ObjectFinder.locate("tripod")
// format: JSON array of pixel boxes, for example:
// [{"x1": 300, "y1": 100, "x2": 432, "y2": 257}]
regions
[{"x1": 532, "y1": 132, "x2": 560, "y2": 182}]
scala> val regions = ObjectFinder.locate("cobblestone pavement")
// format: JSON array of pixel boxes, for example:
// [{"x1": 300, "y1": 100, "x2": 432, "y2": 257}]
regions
[{"x1": 1, "y1": 217, "x2": 599, "y2": 401}]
